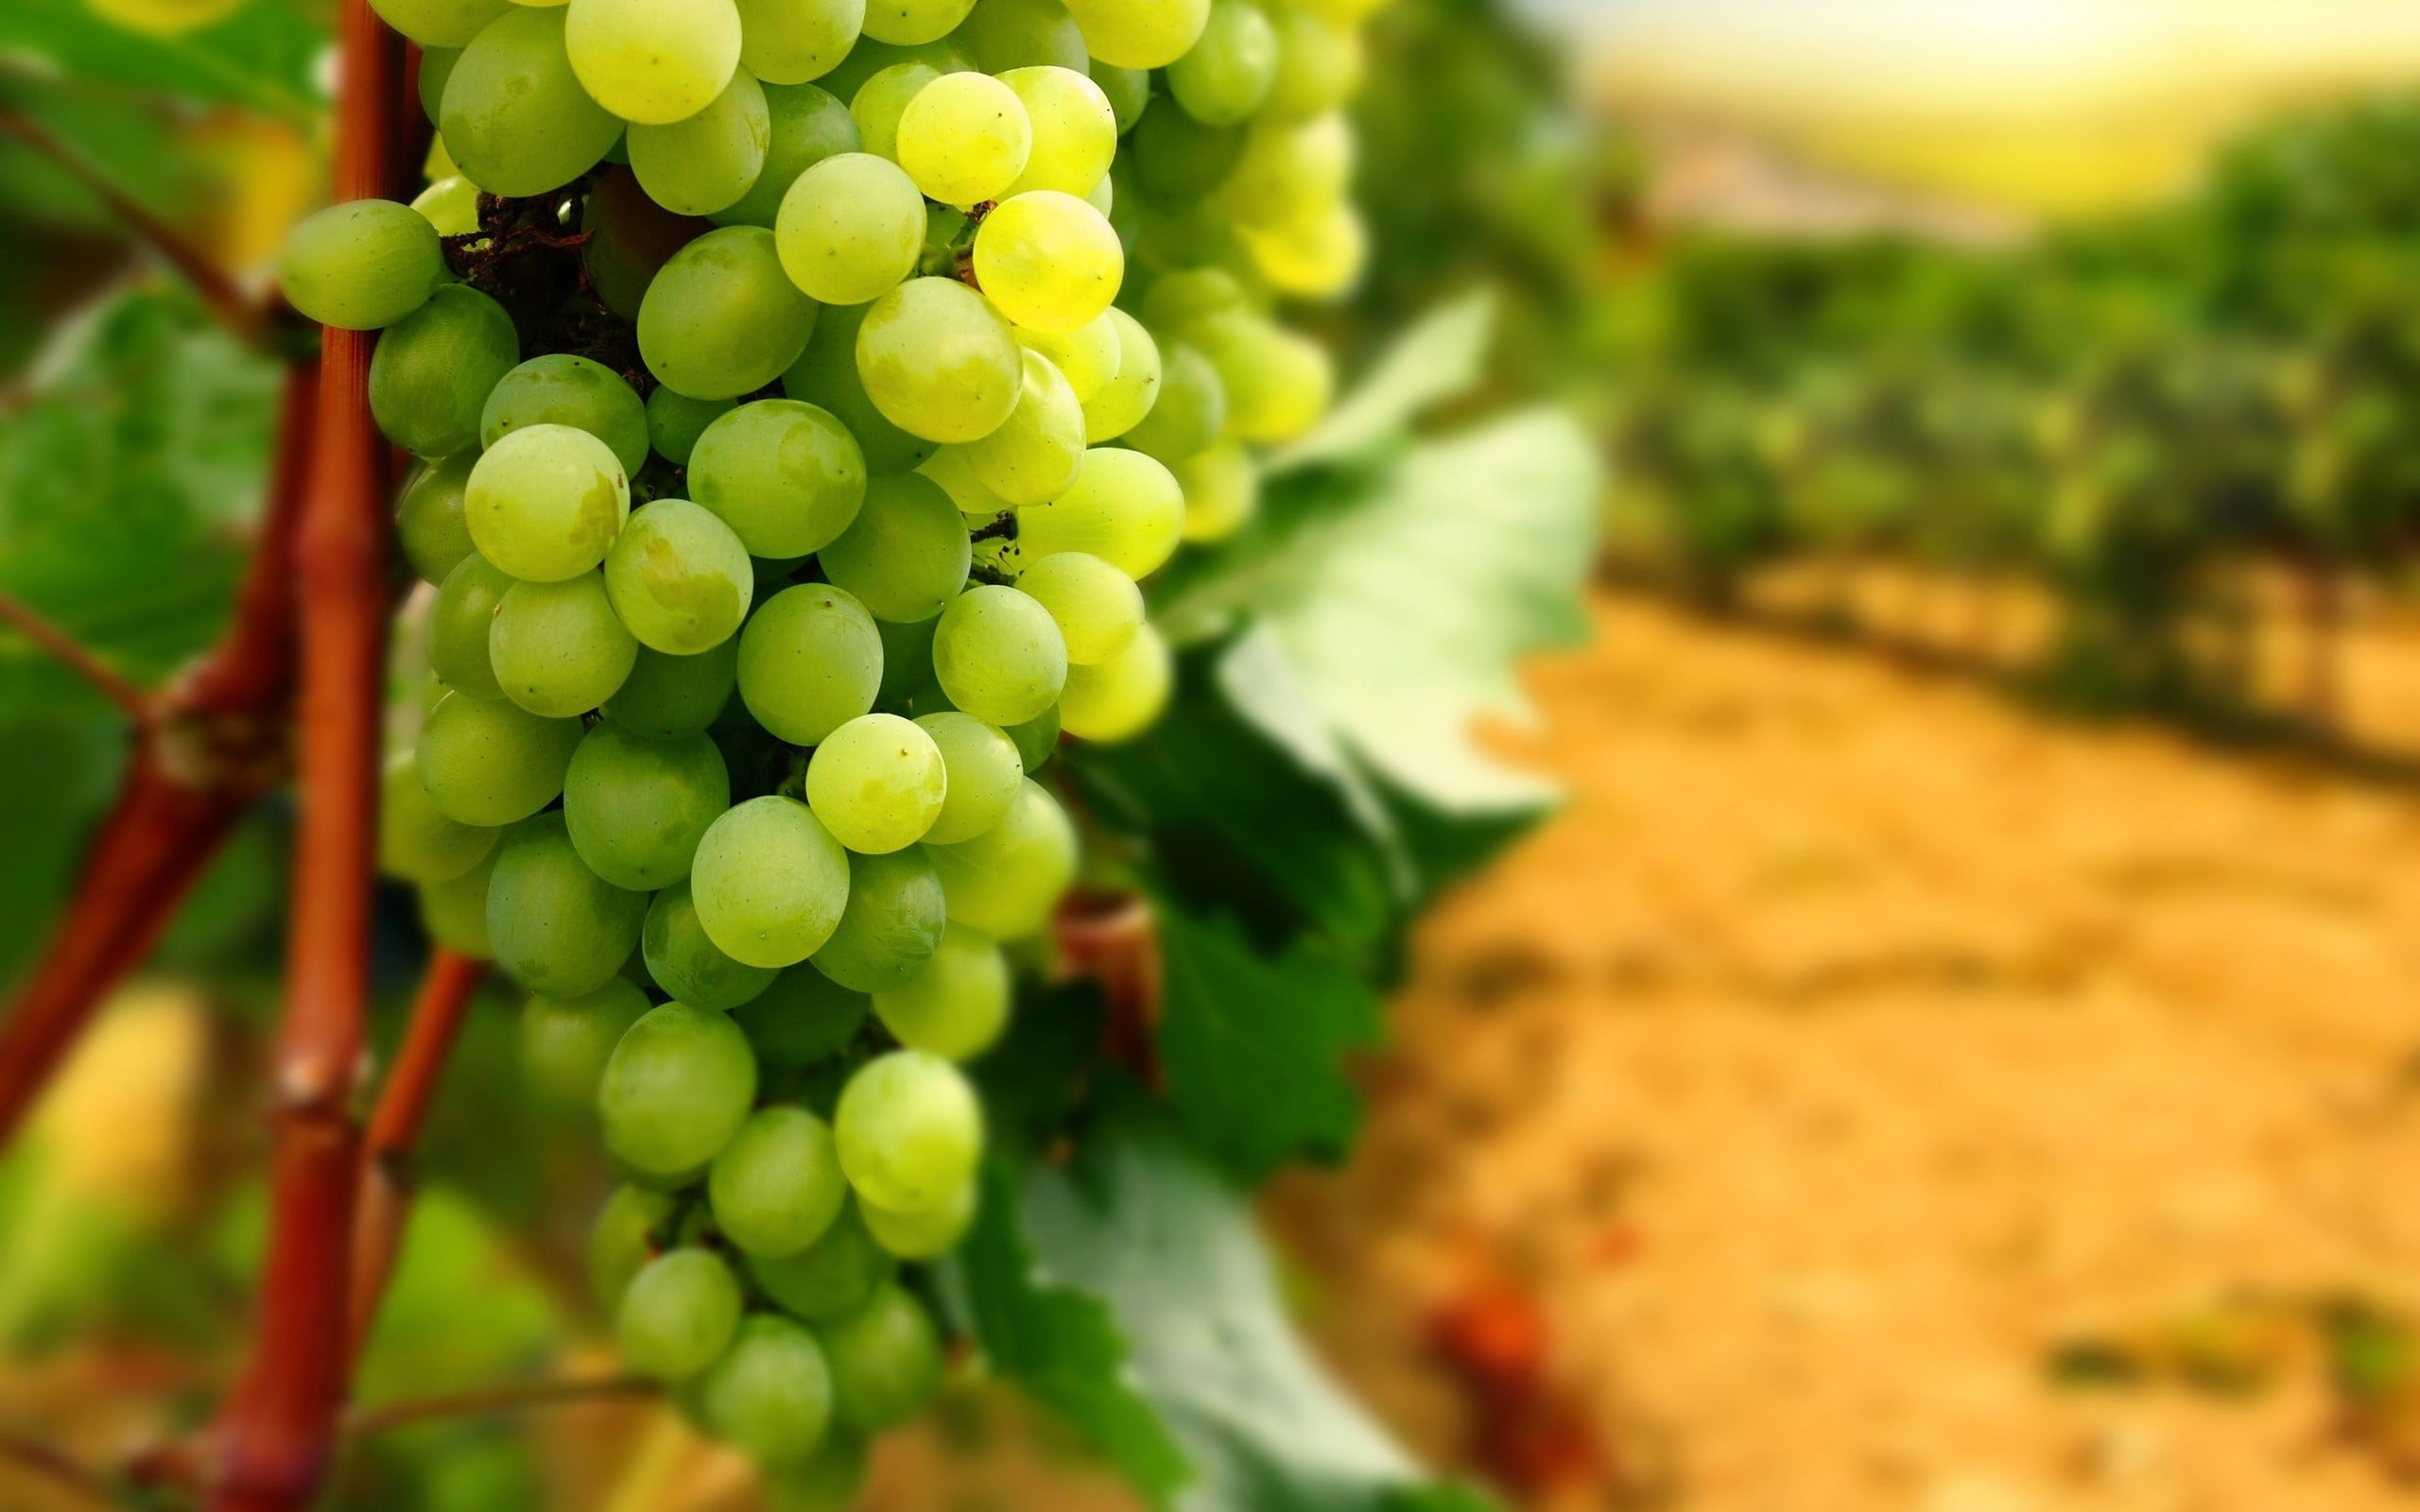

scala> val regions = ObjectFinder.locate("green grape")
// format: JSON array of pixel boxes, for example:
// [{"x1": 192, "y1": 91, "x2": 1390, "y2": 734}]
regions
[
  {"x1": 1013, "y1": 551, "x2": 1140, "y2": 664},
  {"x1": 1015, "y1": 310, "x2": 1120, "y2": 406},
  {"x1": 916, "y1": 447, "x2": 1011, "y2": 520},
  {"x1": 1261, "y1": 4, "x2": 1361, "y2": 120},
  {"x1": 603, "y1": 499, "x2": 754, "y2": 655},
  {"x1": 1190, "y1": 309, "x2": 1334, "y2": 440},
  {"x1": 782, "y1": 300, "x2": 936, "y2": 474},
  {"x1": 370, "y1": 285, "x2": 518, "y2": 458},
  {"x1": 279, "y1": 199, "x2": 446, "y2": 331},
  {"x1": 1135, "y1": 265, "x2": 1245, "y2": 332},
  {"x1": 380, "y1": 749, "x2": 498, "y2": 884},
  {"x1": 491, "y1": 572, "x2": 639, "y2": 717},
  {"x1": 588, "y1": 1184, "x2": 677, "y2": 1312},
  {"x1": 874, "y1": 616, "x2": 941, "y2": 710},
  {"x1": 816, "y1": 1282, "x2": 943, "y2": 1431},
  {"x1": 716, "y1": 82, "x2": 862, "y2": 228},
  {"x1": 817, "y1": 473, "x2": 971, "y2": 622},
  {"x1": 820, "y1": 36, "x2": 974, "y2": 103},
  {"x1": 686, "y1": 403, "x2": 868, "y2": 560},
  {"x1": 396, "y1": 453, "x2": 480, "y2": 586},
  {"x1": 696, "y1": 1314, "x2": 836, "y2": 1465},
  {"x1": 480, "y1": 354, "x2": 651, "y2": 476},
  {"x1": 629, "y1": 67, "x2": 770, "y2": 216},
  {"x1": 1005, "y1": 702, "x2": 1060, "y2": 772},
  {"x1": 735, "y1": 0, "x2": 862, "y2": 85},
  {"x1": 922, "y1": 778, "x2": 1074, "y2": 936},
  {"x1": 1014, "y1": 446, "x2": 1183, "y2": 577},
  {"x1": 931, "y1": 585, "x2": 1066, "y2": 726},
  {"x1": 855, "y1": 277, "x2": 1022, "y2": 443},
  {"x1": 521, "y1": 976, "x2": 650, "y2": 1105},
  {"x1": 601, "y1": 1000, "x2": 760, "y2": 1175},
  {"x1": 749, "y1": 1205, "x2": 894, "y2": 1321},
  {"x1": 465, "y1": 423, "x2": 631, "y2": 583},
  {"x1": 418, "y1": 848, "x2": 501, "y2": 957},
  {"x1": 1240, "y1": 198, "x2": 1367, "y2": 297},
  {"x1": 618, "y1": 1247, "x2": 744, "y2": 1379},
  {"x1": 1127, "y1": 97, "x2": 1243, "y2": 207},
  {"x1": 812, "y1": 848, "x2": 945, "y2": 989},
  {"x1": 913, "y1": 713, "x2": 1021, "y2": 844},
  {"x1": 736, "y1": 585, "x2": 884, "y2": 746},
  {"x1": 895, "y1": 72, "x2": 1031, "y2": 205},
  {"x1": 583, "y1": 165, "x2": 714, "y2": 321},
  {"x1": 564, "y1": 0, "x2": 742, "y2": 124},
  {"x1": 562, "y1": 723, "x2": 730, "y2": 888},
  {"x1": 734, "y1": 967, "x2": 870, "y2": 1067},
  {"x1": 1174, "y1": 440, "x2": 1258, "y2": 541},
  {"x1": 646, "y1": 387, "x2": 735, "y2": 466},
  {"x1": 804, "y1": 716, "x2": 947, "y2": 855},
  {"x1": 859, "y1": 0, "x2": 973, "y2": 45},
  {"x1": 857, "y1": 1177, "x2": 975, "y2": 1258},
  {"x1": 606, "y1": 639, "x2": 740, "y2": 738},
  {"x1": 692, "y1": 797, "x2": 853, "y2": 967},
  {"x1": 409, "y1": 171, "x2": 481, "y2": 236},
  {"x1": 441, "y1": 8, "x2": 623, "y2": 196},
  {"x1": 419, "y1": 48, "x2": 464, "y2": 124},
  {"x1": 709, "y1": 1106, "x2": 849, "y2": 1257},
  {"x1": 374, "y1": 0, "x2": 510, "y2": 47},
  {"x1": 638, "y1": 226, "x2": 821, "y2": 401},
  {"x1": 1057, "y1": 618, "x2": 1169, "y2": 741},
  {"x1": 417, "y1": 690, "x2": 584, "y2": 826},
  {"x1": 955, "y1": 0, "x2": 1085, "y2": 72},
  {"x1": 1217, "y1": 110, "x2": 1351, "y2": 228},
  {"x1": 996, "y1": 65, "x2": 1115, "y2": 196},
  {"x1": 1061, "y1": 0, "x2": 1209, "y2": 69},
  {"x1": 764, "y1": 1431, "x2": 868, "y2": 1512},
  {"x1": 873, "y1": 921, "x2": 1006, "y2": 1060},
  {"x1": 1120, "y1": 339, "x2": 1225, "y2": 462},
  {"x1": 847, "y1": 61, "x2": 940, "y2": 161},
  {"x1": 773, "y1": 153, "x2": 926, "y2": 306},
  {"x1": 487, "y1": 812, "x2": 649, "y2": 996},
  {"x1": 1080, "y1": 308, "x2": 1160, "y2": 441},
  {"x1": 1121, "y1": 190, "x2": 1242, "y2": 274},
  {"x1": 1091, "y1": 63, "x2": 1150, "y2": 134},
  {"x1": 833, "y1": 1050, "x2": 980, "y2": 1213},
  {"x1": 971, "y1": 191, "x2": 1121, "y2": 333},
  {"x1": 957, "y1": 351, "x2": 1083, "y2": 505},
  {"x1": 1167, "y1": 0, "x2": 1277, "y2": 126},
  {"x1": 645, "y1": 879, "x2": 778, "y2": 1010}
]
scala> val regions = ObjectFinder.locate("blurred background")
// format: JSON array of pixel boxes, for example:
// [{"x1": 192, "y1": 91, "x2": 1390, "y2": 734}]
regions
[{"x1": 17, "y1": 0, "x2": 2420, "y2": 1508}]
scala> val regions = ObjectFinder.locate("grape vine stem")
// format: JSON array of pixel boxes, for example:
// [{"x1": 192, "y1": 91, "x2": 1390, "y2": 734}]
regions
[
  {"x1": 0, "y1": 591, "x2": 156, "y2": 723},
  {"x1": 343, "y1": 1374, "x2": 659, "y2": 1438}
]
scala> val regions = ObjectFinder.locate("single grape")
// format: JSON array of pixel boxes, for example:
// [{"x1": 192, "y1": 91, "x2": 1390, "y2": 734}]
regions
[
  {"x1": 418, "y1": 47, "x2": 465, "y2": 123},
  {"x1": 930, "y1": 585, "x2": 1066, "y2": 727},
  {"x1": 958, "y1": 350, "x2": 1083, "y2": 506},
  {"x1": 441, "y1": 8, "x2": 623, "y2": 196},
  {"x1": 563, "y1": 0, "x2": 742, "y2": 124},
  {"x1": 857, "y1": 1177, "x2": 976, "y2": 1259},
  {"x1": 628, "y1": 67, "x2": 770, "y2": 216},
  {"x1": 397, "y1": 454, "x2": 481, "y2": 586},
  {"x1": 418, "y1": 847, "x2": 501, "y2": 957},
  {"x1": 1167, "y1": 0, "x2": 1277, "y2": 126},
  {"x1": 480, "y1": 354, "x2": 651, "y2": 476},
  {"x1": 1060, "y1": 0, "x2": 1208, "y2": 69},
  {"x1": 410, "y1": 172, "x2": 481, "y2": 237},
  {"x1": 873, "y1": 921, "x2": 1007, "y2": 1061},
  {"x1": 603, "y1": 499, "x2": 754, "y2": 655},
  {"x1": 582, "y1": 164, "x2": 715, "y2": 321},
  {"x1": 817, "y1": 473, "x2": 971, "y2": 623},
  {"x1": 1012, "y1": 551, "x2": 1141, "y2": 664},
  {"x1": 709, "y1": 1105, "x2": 850, "y2": 1257},
  {"x1": 917, "y1": 447, "x2": 1012, "y2": 520},
  {"x1": 815, "y1": 1282, "x2": 943, "y2": 1431},
  {"x1": 1217, "y1": 110, "x2": 1352, "y2": 228},
  {"x1": 638, "y1": 225, "x2": 821, "y2": 400},
  {"x1": 618, "y1": 1247, "x2": 744, "y2": 1380},
  {"x1": 972, "y1": 191, "x2": 1122, "y2": 333},
  {"x1": 833, "y1": 1050, "x2": 980, "y2": 1214},
  {"x1": 955, "y1": 0, "x2": 1087, "y2": 73},
  {"x1": 562, "y1": 723, "x2": 730, "y2": 889},
  {"x1": 490, "y1": 572, "x2": 639, "y2": 717},
  {"x1": 1014, "y1": 446, "x2": 1184, "y2": 578},
  {"x1": 1014, "y1": 311, "x2": 1121, "y2": 407},
  {"x1": 686, "y1": 401, "x2": 869, "y2": 558},
  {"x1": 1120, "y1": 339, "x2": 1225, "y2": 463},
  {"x1": 858, "y1": 0, "x2": 973, "y2": 45},
  {"x1": 373, "y1": 0, "x2": 512, "y2": 47},
  {"x1": 1136, "y1": 265, "x2": 1245, "y2": 333},
  {"x1": 1127, "y1": 96, "x2": 1244, "y2": 207},
  {"x1": 1261, "y1": 4, "x2": 1362, "y2": 120},
  {"x1": 465, "y1": 423, "x2": 631, "y2": 583},
  {"x1": 733, "y1": 967, "x2": 870, "y2": 1068},
  {"x1": 749, "y1": 1204, "x2": 894, "y2": 1322},
  {"x1": 717, "y1": 82, "x2": 863, "y2": 228},
  {"x1": 487, "y1": 812, "x2": 649, "y2": 996},
  {"x1": 735, "y1": 0, "x2": 862, "y2": 85},
  {"x1": 1240, "y1": 198, "x2": 1368, "y2": 297},
  {"x1": 848, "y1": 61, "x2": 940, "y2": 162},
  {"x1": 1189, "y1": 308, "x2": 1335, "y2": 441},
  {"x1": 855, "y1": 277, "x2": 1023, "y2": 444},
  {"x1": 1057, "y1": 619, "x2": 1170, "y2": 742},
  {"x1": 427, "y1": 556, "x2": 511, "y2": 701},
  {"x1": 370, "y1": 285, "x2": 519, "y2": 458},
  {"x1": 783, "y1": 300, "x2": 937, "y2": 475},
  {"x1": 811, "y1": 848, "x2": 945, "y2": 990},
  {"x1": 417, "y1": 690, "x2": 584, "y2": 826},
  {"x1": 895, "y1": 72, "x2": 1031, "y2": 206},
  {"x1": 280, "y1": 199, "x2": 447, "y2": 331},
  {"x1": 773, "y1": 153, "x2": 926, "y2": 307},
  {"x1": 735, "y1": 585, "x2": 884, "y2": 747},
  {"x1": 644, "y1": 879, "x2": 778, "y2": 1010},
  {"x1": 997, "y1": 64, "x2": 1115, "y2": 197},
  {"x1": 691, "y1": 796, "x2": 853, "y2": 968},
  {"x1": 1080, "y1": 307, "x2": 1160, "y2": 441},
  {"x1": 587, "y1": 1183, "x2": 677, "y2": 1313},
  {"x1": 912, "y1": 713, "x2": 1021, "y2": 844},
  {"x1": 600, "y1": 1000, "x2": 760, "y2": 1176},
  {"x1": 1091, "y1": 62, "x2": 1150, "y2": 134},
  {"x1": 921, "y1": 778, "x2": 1075, "y2": 937},
  {"x1": 379, "y1": 749, "x2": 498, "y2": 884},
  {"x1": 645, "y1": 387, "x2": 735, "y2": 466},
  {"x1": 763, "y1": 1430, "x2": 868, "y2": 1512},
  {"x1": 605, "y1": 639, "x2": 740, "y2": 738},
  {"x1": 1174, "y1": 441, "x2": 1259, "y2": 541},
  {"x1": 522, "y1": 976, "x2": 650, "y2": 1106},
  {"x1": 696, "y1": 1314, "x2": 836, "y2": 1465},
  {"x1": 804, "y1": 716, "x2": 948, "y2": 856}
]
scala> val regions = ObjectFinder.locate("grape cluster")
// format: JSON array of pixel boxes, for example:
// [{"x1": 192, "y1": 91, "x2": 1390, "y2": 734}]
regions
[{"x1": 296, "y1": 0, "x2": 1383, "y2": 1495}]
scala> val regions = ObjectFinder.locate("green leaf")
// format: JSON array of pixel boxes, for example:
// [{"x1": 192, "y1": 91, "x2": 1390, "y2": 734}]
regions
[
  {"x1": 1022, "y1": 1094, "x2": 1453, "y2": 1512},
  {"x1": 1154, "y1": 902, "x2": 1382, "y2": 1181},
  {"x1": 1270, "y1": 291, "x2": 1497, "y2": 473},
  {"x1": 0, "y1": 0, "x2": 328, "y2": 120},
  {"x1": 959, "y1": 1160, "x2": 1193, "y2": 1505}
]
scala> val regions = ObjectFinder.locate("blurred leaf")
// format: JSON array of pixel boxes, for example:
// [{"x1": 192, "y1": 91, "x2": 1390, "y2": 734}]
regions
[
  {"x1": 959, "y1": 1160, "x2": 1192, "y2": 1505},
  {"x1": 0, "y1": 713, "x2": 123, "y2": 987},
  {"x1": 975, "y1": 976, "x2": 1108, "y2": 1151},
  {"x1": 356, "y1": 1185, "x2": 564, "y2": 1401},
  {"x1": 0, "y1": 0, "x2": 328, "y2": 119},
  {"x1": 1271, "y1": 291, "x2": 1496, "y2": 472}
]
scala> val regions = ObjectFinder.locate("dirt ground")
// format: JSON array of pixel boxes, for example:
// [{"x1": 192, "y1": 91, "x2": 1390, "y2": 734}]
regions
[{"x1": 1268, "y1": 589, "x2": 2420, "y2": 1512}]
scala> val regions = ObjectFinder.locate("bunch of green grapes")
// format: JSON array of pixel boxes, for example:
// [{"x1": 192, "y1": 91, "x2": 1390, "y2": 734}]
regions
[{"x1": 289, "y1": 0, "x2": 1385, "y2": 1495}]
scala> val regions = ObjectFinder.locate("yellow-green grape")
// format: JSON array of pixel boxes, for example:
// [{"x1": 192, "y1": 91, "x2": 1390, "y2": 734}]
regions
[
  {"x1": 1120, "y1": 339, "x2": 1225, "y2": 464},
  {"x1": 954, "y1": 0, "x2": 1087, "y2": 73},
  {"x1": 1091, "y1": 63, "x2": 1150, "y2": 134},
  {"x1": 1057, "y1": 620, "x2": 1169, "y2": 742},
  {"x1": 895, "y1": 73, "x2": 1031, "y2": 205},
  {"x1": 637, "y1": 226, "x2": 821, "y2": 400},
  {"x1": 848, "y1": 62, "x2": 939, "y2": 161},
  {"x1": 480, "y1": 353, "x2": 651, "y2": 475},
  {"x1": 1080, "y1": 307, "x2": 1159, "y2": 441},
  {"x1": 428, "y1": 555, "x2": 514, "y2": 698},
  {"x1": 491, "y1": 572, "x2": 639, "y2": 717},
  {"x1": 858, "y1": 1178, "x2": 976, "y2": 1258},
  {"x1": 420, "y1": 47, "x2": 463, "y2": 122},
  {"x1": 441, "y1": 8, "x2": 623, "y2": 196},
  {"x1": 409, "y1": 174, "x2": 482, "y2": 236},
  {"x1": 417, "y1": 691, "x2": 585, "y2": 827},
  {"x1": 996, "y1": 65, "x2": 1115, "y2": 197},
  {"x1": 692, "y1": 1314, "x2": 838, "y2": 1465},
  {"x1": 913, "y1": 713, "x2": 1022, "y2": 844},
  {"x1": 1175, "y1": 442, "x2": 1259, "y2": 542},
  {"x1": 856, "y1": 277, "x2": 1023, "y2": 443},
  {"x1": 735, "y1": 0, "x2": 863, "y2": 83},
  {"x1": 692, "y1": 796, "x2": 853, "y2": 968},
  {"x1": 1061, "y1": 0, "x2": 1209, "y2": 69},
  {"x1": 690, "y1": 400, "x2": 869, "y2": 557},
  {"x1": 1192, "y1": 310, "x2": 1334, "y2": 441},
  {"x1": 465, "y1": 423, "x2": 631, "y2": 583},
  {"x1": 603, "y1": 498, "x2": 754, "y2": 655},
  {"x1": 921, "y1": 778, "x2": 1075, "y2": 937},
  {"x1": 564, "y1": 0, "x2": 742, "y2": 124},
  {"x1": 280, "y1": 200, "x2": 447, "y2": 331},
  {"x1": 380, "y1": 750, "x2": 498, "y2": 885},
  {"x1": 972, "y1": 191, "x2": 1122, "y2": 333},
  {"x1": 373, "y1": 0, "x2": 511, "y2": 47},
  {"x1": 859, "y1": 0, "x2": 973, "y2": 44},
  {"x1": 805, "y1": 713, "x2": 947, "y2": 853},
  {"x1": 736, "y1": 585, "x2": 884, "y2": 747},
  {"x1": 717, "y1": 82, "x2": 863, "y2": 228},
  {"x1": 370, "y1": 285, "x2": 520, "y2": 460},
  {"x1": 1127, "y1": 97, "x2": 1245, "y2": 207},
  {"x1": 918, "y1": 447, "x2": 1013, "y2": 520},
  {"x1": 1137, "y1": 266, "x2": 1247, "y2": 334},
  {"x1": 606, "y1": 640, "x2": 740, "y2": 739},
  {"x1": 646, "y1": 388, "x2": 735, "y2": 466},
  {"x1": 872, "y1": 922, "x2": 1006, "y2": 1062},
  {"x1": 1013, "y1": 551, "x2": 1141, "y2": 664},
  {"x1": 1261, "y1": 4, "x2": 1363, "y2": 120},
  {"x1": 784, "y1": 301, "x2": 938, "y2": 476},
  {"x1": 1219, "y1": 110, "x2": 1352, "y2": 228},
  {"x1": 957, "y1": 351, "x2": 1084, "y2": 506},
  {"x1": 775, "y1": 153, "x2": 926, "y2": 305},
  {"x1": 932, "y1": 585, "x2": 1066, "y2": 726},
  {"x1": 1242, "y1": 199, "x2": 1368, "y2": 297},
  {"x1": 1016, "y1": 310, "x2": 1121, "y2": 406},
  {"x1": 419, "y1": 849, "x2": 500, "y2": 957},
  {"x1": 817, "y1": 473, "x2": 972, "y2": 622},
  {"x1": 627, "y1": 67, "x2": 770, "y2": 216},
  {"x1": 1016, "y1": 446, "x2": 1184, "y2": 578},
  {"x1": 833, "y1": 1053, "x2": 981, "y2": 1214},
  {"x1": 1167, "y1": 0, "x2": 1277, "y2": 127},
  {"x1": 397, "y1": 455, "x2": 480, "y2": 585},
  {"x1": 821, "y1": 35, "x2": 977, "y2": 100}
]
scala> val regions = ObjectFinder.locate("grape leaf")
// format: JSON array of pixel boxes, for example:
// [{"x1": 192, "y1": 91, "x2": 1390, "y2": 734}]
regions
[
  {"x1": 1270, "y1": 290, "x2": 1496, "y2": 473},
  {"x1": 0, "y1": 0, "x2": 328, "y2": 119}
]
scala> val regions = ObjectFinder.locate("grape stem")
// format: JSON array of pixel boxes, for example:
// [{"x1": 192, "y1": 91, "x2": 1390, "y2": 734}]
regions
[{"x1": 0, "y1": 590, "x2": 157, "y2": 724}]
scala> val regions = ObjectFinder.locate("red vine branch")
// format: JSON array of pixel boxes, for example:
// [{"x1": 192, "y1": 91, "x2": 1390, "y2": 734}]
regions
[{"x1": 0, "y1": 591, "x2": 154, "y2": 722}]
